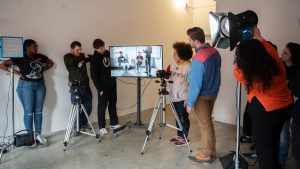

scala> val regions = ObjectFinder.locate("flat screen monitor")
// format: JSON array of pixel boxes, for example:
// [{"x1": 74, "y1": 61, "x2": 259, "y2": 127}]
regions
[
  {"x1": 0, "y1": 36, "x2": 23, "y2": 58},
  {"x1": 109, "y1": 45, "x2": 163, "y2": 78}
]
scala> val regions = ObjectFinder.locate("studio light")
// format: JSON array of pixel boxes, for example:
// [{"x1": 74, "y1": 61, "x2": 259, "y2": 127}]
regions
[{"x1": 209, "y1": 10, "x2": 258, "y2": 51}]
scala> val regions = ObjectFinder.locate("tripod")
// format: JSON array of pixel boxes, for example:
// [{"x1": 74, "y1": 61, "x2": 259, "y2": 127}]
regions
[
  {"x1": 63, "y1": 86, "x2": 99, "y2": 150},
  {"x1": 141, "y1": 78, "x2": 192, "y2": 154}
]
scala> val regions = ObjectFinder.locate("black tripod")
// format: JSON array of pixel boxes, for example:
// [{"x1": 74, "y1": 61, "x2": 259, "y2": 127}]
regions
[
  {"x1": 141, "y1": 77, "x2": 192, "y2": 154},
  {"x1": 63, "y1": 85, "x2": 99, "y2": 150}
]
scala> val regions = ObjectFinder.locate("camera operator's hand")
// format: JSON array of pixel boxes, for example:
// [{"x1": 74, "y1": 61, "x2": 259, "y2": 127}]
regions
[
  {"x1": 252, "y1": 27, "x2": 263, "y2": 41},
  {"x1": 78, "y1": 60, "x2": 85, "y2": 68}
]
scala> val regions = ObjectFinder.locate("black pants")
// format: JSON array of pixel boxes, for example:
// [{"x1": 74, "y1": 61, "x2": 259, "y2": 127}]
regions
[
  {"x1": 248, "y1": 97, "x2": 291, "y2": 169},
  {"x1": 97, "y1": 82, "x2": 118, "y2": 129},
  {"x1": 173, "y1": 101, "x2": 190, "y2": 138},
  {"x1": 242, "y1": 102, "x2": 252, "y2": 136},
  {"x1": 292, "y1": 122, "x2": 300, "y2": 169}
]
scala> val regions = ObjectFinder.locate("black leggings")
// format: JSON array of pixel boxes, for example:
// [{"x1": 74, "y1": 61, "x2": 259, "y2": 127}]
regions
[{"x1": 248, "y1": 97, "x2": 291, "y2": 169}]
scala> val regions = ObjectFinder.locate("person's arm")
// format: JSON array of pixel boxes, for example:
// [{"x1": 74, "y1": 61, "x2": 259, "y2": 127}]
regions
[
  {"x1": 0, "y1": 59, "x2": 23, "y2": 78},
  {"x1": 187, "y1": 60, "x2": 204, "y2": 111},
  {"x1": 253, "y1": 27, "x2": 281, "y2": 64},
  {"x1": 63, "y1": 54, "x2": 80, "y2": 73},
  {"x1": 44, "y1": 57, "x2": 54, "y2": 71},
  {"x1": 90, "y1": 54, "x2": 103, "y2": 92}
]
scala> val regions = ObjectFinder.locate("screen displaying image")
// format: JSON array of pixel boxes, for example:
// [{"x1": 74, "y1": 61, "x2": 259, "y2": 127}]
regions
[{"x1": 109, "y1": 45, "x2": 163, "y2": 77}]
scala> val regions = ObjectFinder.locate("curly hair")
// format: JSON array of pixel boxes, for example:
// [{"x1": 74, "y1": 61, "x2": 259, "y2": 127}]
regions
[
  {"x1": 234, "y1": 39, "x2": 280, "y2": 92},
  {"x1": 286, "y1": 42, "x2": 300, "y2": 69},
  {"x1": 172, "y1": 42, "x2": 193, "y2": 61}
]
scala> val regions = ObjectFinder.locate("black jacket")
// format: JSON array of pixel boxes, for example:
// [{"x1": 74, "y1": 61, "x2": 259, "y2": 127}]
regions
[
  {"x1": 63, "y1": 53, "x2": 90, "y2": 86},
  {"x1": 288, "y1": 69, "x2": 300, "y2": 124},
  {"x1": 90, "y1": 50, "x2": 116, "y2": 92}
]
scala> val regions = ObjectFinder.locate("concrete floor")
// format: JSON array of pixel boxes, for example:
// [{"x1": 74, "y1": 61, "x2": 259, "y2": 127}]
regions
[{"x1": 0, "y1": 107, "x2": 295, "y2": 169}]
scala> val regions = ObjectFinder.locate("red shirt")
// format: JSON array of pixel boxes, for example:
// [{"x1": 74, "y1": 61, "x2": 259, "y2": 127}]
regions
[{"x1": 234, "y1": 39, "x2": 293, "y2": 112}]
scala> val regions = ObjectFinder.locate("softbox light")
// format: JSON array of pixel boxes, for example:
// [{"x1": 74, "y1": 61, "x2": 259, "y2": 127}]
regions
[{"x1": 209, "y1": 10, "x2": 258, "y2": 51}]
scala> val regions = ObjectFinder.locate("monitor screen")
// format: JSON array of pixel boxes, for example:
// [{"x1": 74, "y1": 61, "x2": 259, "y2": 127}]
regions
[
  {"x1": 109, "y1": 45, "x2": 163, "y2": 78},
  {"x1": 0, "y1": 36, "x2": 23, "y2": 58}
]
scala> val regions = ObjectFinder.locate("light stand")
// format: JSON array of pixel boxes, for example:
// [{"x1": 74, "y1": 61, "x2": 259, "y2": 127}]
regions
[{"x1": 219, "y1": 82, "x2": 248, "y2": 169}]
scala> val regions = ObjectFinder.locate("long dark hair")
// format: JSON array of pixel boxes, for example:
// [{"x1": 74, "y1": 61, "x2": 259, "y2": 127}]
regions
[
  {"x1": 234, "y1": 39, "x2": 280, "y2": 92},
  {"x1": 286, "y1": 42, "x2": 300, "y2": 69}
]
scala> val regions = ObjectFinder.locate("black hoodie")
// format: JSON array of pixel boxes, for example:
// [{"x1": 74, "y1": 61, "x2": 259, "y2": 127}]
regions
[{"x1": 90, "y1": 50, "x2": 116, "y2": 92}]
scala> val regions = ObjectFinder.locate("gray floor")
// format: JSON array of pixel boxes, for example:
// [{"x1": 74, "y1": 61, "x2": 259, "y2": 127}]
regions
[{"x1": 0, "y1": 106, "x2": 295, "y2": 169}]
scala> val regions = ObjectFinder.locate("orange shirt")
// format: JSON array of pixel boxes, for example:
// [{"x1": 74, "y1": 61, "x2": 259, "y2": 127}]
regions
[{"x1": 234, "y1": 39, "x2": 293, "y2": 112}]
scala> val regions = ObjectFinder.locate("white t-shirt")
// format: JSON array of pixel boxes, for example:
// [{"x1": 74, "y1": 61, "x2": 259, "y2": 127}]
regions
[{"x1": 168, "y1": 60, "x2": 191, "y2": 102}]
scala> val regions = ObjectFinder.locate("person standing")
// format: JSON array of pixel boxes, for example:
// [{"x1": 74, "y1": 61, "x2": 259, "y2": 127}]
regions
[
  {"x1": 90, "y1": 38, "x2": 120, "y2": 136},
  {"x1": 233, "y1": 28, "x2": 293, "y2": 169},
  {"x1": 186, "y1": 27, "x2": 221, "y2": 163},
  {"x1": 0, "y1": 39, "x2": 53, "y2": 145},
  {"x1": 167, "y1": 42, "x2": 193, "y2": 147},
  {"x1": 63, "y1": 41, "x2": 93, "y2": 132},
  {"x1": 281, "y1": 42, "x2": 300, "y2": 169}
]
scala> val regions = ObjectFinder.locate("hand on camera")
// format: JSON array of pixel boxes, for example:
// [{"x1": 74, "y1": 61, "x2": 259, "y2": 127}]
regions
[{"x1": 252, "y1": 27, "x2": 263, "y2": 40}]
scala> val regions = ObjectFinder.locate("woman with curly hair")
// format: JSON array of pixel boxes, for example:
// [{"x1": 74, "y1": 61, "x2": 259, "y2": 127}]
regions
[{"x1": 233, "y1": 28, "x2": 293, "y2": 169}]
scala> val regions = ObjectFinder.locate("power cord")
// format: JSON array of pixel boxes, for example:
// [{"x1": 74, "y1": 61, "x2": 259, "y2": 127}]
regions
[{"x1": 117, "y1": 78, "x2": 153, "y2": 110}]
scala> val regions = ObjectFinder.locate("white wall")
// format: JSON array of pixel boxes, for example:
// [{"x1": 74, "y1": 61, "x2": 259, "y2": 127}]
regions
[
  {"x1": 192, "y1": 0, "x2": 216, "y2": 35},
  {"x1": 213, "y1": 0, "x2": 300, "y2": 124},
  {"x1": 0, "y1": 0, "x2": 193, "y2": 135}
]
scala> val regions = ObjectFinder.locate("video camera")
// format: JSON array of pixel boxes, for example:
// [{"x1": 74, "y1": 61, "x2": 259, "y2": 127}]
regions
[
  {"x1": 68, "y1": 80, "x2": 82, "y2": 99},
  {"x1": 68, "y1": 80, "x2": 81, "y2": 87},
  {"x1": 156, "y1": 70, "x2": 171, "y2": 79}
]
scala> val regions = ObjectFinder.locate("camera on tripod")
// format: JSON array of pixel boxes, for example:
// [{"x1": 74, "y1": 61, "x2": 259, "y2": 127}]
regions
[
  {"x1": 156, "y1": 70, "x2": 171, "y2": 79},
  {"x1": 68, "y1": 80, "x2": 82, "y2": 100}
]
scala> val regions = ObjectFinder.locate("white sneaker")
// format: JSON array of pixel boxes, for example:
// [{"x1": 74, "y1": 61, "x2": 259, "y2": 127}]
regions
[
  {"x1": 36, "y1": 134, "x2": 47, "y2": 145},
  {"x1": 110, "y1": 124, "x2": 121, "y2": 129},
  {"x1": 99, "y1": 128, "x2": 108, "y2": 136}
]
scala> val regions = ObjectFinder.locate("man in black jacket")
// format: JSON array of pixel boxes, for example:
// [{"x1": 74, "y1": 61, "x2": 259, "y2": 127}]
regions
[
  {"x1": 90, "y1": 39, "x2": 120, "y2": 136},
  {"x1": 64, "y1": 41, "x2": 93, "y2": 131}
]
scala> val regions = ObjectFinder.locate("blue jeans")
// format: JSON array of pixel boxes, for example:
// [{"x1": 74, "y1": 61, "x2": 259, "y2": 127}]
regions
[
  {"x1": 279, "y1": 119, "x2": 291, "y2": 167},
  {"x1": 70, "y1": 85, "x2": 92, "y2": 128},
  {"x1": 173, "y1": 101, "x2": 190, "y2": 138},
  {"x1": 16, "y1": 79, "x2": 46, "y2": 134}
]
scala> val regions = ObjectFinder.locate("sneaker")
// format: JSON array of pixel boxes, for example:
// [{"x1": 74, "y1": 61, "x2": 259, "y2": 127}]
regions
[
  {"x1": 99, "y1": 128, "x2": 108, "y2": 136},
  {"x1": 173, "y1": 138, "x2": 188, "y2": 147},
  {"x1": 239, "y1": 135, "x2": 252, "y2": 143},
  {"x1": 169, "y1": 136, "x2": 180, "y2": 144},
  {"x1": 110, "y1": 124, "x2": 121, "y2": 129},
  {"x1": 36, "y1": 134, "x2": 47, "y2": 145}
]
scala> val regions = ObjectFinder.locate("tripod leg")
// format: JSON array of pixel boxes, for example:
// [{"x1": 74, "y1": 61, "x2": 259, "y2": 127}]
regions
[
  {"x1": 167, "y1": 96, "x2": 192, "y2": 152},
  {"x1": 63, "y1": 104, "x2": 78, "y2": 149},
  {"x1": 141, "y1": 97, "x2": 162, "y2": 154},
  {"x1": 80, "y1": 104, "x2": 99, "y2": 140}
]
